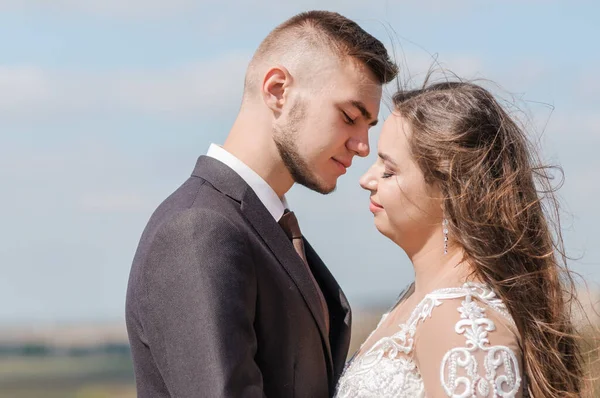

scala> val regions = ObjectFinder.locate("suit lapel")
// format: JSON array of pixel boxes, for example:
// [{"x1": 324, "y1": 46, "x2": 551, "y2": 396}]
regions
[
  {"x1": 192, "y1": 156, "x2": 334, "y2": 378},
  {"x1": 240, "y1": 190, "x2": 334, "y2": 377},
  {"x1": 304, "y1": 240, "x2": 352, "y2": 384}
]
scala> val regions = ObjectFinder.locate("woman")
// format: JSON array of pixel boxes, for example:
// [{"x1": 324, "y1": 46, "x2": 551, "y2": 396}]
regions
[{"x1": 335, "y1": 81, "x2": 583, "y2": 397}]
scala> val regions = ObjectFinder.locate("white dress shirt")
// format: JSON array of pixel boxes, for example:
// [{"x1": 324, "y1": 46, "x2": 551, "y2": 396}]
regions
[{"x1": 206, "y1": 143, "x2": 288, "y2": 221}]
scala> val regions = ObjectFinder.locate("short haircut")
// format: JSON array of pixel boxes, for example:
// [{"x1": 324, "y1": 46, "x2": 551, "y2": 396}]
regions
[{"x1": 244, "y1": 11, "x2": 397, "y2": 97}]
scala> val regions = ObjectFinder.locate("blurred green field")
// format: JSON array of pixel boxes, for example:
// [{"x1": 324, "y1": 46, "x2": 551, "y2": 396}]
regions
[
  {"x1": 0, "y1": 355, "x2": 135, "y2": 398},
  {"x1": 0, "y1": 384, "x2": 136, "y2": 398},
  {"x1": 0, "y1": 315, "x2": 597, "y2": 398}
]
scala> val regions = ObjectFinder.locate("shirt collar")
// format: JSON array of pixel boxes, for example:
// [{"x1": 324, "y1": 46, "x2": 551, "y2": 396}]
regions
[{"x1": 206, "y1": 143, "x2": 288, "y2": 221}]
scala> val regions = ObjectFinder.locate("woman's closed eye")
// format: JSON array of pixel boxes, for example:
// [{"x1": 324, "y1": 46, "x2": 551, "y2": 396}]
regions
[{"x1": 382, "y1": 171, "x2": 394, "y2": 179}]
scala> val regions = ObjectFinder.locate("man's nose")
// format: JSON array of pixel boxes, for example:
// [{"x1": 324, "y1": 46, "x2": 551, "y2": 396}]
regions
[{"x1": 347, "y1": 135, "x2": 370, "y2": 157}]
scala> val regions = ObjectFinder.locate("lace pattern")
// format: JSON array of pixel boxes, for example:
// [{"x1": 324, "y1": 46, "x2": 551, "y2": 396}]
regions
[
  {"x1": 441, "y1": 293, "x2": 520, "y2": 397},
  {"x1": 334, "y1": 282, "x2": 522, "y2": 398}
]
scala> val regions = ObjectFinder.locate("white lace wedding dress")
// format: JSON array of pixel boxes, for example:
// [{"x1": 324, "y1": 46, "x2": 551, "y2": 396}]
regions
[{"x1": 335, "y1": 282, "x2": 524, "y2": 397}]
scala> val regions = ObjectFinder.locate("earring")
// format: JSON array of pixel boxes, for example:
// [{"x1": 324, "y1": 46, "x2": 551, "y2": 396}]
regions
[{"x1": 443, "y1": 218, "x2": 449, "y2": 255}]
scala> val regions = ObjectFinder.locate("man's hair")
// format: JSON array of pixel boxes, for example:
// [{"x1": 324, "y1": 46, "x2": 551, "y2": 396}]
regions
[{"x1": 243, "y1": 11, "x2": 397, "y2": 98}]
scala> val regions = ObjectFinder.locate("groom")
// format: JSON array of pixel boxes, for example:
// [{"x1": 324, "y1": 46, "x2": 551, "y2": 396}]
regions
[{"x1": 126, "y1": 10, "x2": 397, "y2": 398}]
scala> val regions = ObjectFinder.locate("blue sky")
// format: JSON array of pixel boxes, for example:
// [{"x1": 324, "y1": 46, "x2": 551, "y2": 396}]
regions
[{"x1": 1, "y1": 0, "x2": 599, "y2": 323}]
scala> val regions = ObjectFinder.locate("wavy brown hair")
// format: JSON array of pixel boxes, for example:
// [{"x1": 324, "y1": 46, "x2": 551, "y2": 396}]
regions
[{"x1": 393, "y1": 80, "x2": 586, "y2": 397}]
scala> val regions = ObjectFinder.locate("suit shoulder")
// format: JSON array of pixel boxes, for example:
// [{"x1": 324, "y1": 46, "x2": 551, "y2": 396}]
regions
[
  {"x1": 159, "y1": 205, "x2": 243, "y2": 239},
  {"x1": 132, "y1": 179, "x2": 247, "y2": 260},
  {"x1": 150, "y1": 176, "x2": 243, "y2": 226}
]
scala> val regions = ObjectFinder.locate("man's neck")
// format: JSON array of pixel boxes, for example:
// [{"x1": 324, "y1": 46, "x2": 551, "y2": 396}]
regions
[{"x1": 223, "y1": 116, "x2": 294, "y2": 199}]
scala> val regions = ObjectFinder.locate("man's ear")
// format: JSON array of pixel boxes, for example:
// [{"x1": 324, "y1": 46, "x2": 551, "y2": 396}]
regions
[{"x1": 262, "y1": 65, "x2": 292, "y2": 114}]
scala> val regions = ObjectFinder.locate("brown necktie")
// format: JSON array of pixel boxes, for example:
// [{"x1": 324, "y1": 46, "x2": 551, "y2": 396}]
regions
[{"x1": 278, "y1": 210, "x2": 330, "y2": 334}]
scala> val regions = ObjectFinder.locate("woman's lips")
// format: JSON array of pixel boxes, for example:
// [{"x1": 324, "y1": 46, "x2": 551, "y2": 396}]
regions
[{"x1": 369, "y1": 199, "x2": 383, "y2": 213}]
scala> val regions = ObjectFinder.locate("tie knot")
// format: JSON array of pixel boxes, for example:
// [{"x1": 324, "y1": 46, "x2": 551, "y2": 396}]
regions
[{"x1": 278, "y1": 210, "x2": 302, "y2": 240}]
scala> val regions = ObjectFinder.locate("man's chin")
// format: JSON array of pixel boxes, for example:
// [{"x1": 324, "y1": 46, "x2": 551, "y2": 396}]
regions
[
  {"x1": 319, "y1": 185, "x2": 337, "y2": 195},
  {"x1": 313, "y1": 177, "x2": 338, "y2": 195},
  {"x1": 296, "y1": 177, "x2": 336, "y2": 195}
]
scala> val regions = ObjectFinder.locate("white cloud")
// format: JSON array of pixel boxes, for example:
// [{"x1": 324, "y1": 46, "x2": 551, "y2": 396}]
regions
[
  {"x1": 0, "y1": 51, "x2": 484, "y2": 124},
  {"x1": 79, "y1": 192, "x2": 156, "y2": 213},
  {"x1": 0, "y1": 0, "x2": 202, "y2": 18},
  {"x1": 0, "y1": 141, "x2": 155, "y2": 321},
  {"x1": 393, "y1": 51, "x2": 485, "y2": 85},
  {"x1": 0, "y1": 66, "x2": 54, "y2": 110},
  {"x1": 0, "y1": 0, "x2": 556, "y2": 21},
  {"x1": 575, "y1": 69, "x2": 600, "y2": 105},
  {"x1": 0, "y1": 0, "x2": 368, "y2": 19},
  {"x1": 545, "y1": 111, "x2": 600, "y2": 146},
  {"x1": 112, "y1": 54, "x2": 250, "y2": 114},
  {"x1": 0, "y1": 139, "x2": 169, "y2": 215},
  {"x1": 0, "y1": 52, "x2": 251, "y2": 122}
]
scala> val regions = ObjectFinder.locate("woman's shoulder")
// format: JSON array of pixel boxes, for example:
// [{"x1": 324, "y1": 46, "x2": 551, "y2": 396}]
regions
[
  {"x1": 425, "y1": 282, "x2": 516, "y2": 326},
  {"x1": 412, "y1": 282, "x2": 524, "y2": 397}
]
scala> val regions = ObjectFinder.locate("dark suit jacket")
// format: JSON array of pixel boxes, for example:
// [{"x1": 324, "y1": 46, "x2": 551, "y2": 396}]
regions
[{"x1": 125, "y1": 156, "x2": 352, "y2": 397}]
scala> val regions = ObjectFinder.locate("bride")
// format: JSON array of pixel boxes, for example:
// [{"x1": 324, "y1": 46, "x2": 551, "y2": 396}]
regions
[{"x1": 335, "y1": 81, "x2": 584, "y2": 397}]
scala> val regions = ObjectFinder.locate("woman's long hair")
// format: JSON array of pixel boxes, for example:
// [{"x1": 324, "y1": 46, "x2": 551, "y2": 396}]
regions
[{"x1": 393, "y1": 79, "x2": 585, "y2": 396}]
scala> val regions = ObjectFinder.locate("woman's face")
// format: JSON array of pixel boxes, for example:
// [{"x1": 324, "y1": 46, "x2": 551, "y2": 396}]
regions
[{"x1": 359, "y1": 113, "x2": 444, "y2": 254}]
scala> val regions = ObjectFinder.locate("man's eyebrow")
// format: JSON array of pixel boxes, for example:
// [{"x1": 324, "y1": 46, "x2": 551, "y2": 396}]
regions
[
  {"x1": 351, "y1": 100, "x2": 378, "y2": 126},
  {"x1": 378, "y1": 152, "x2": 397, "y2": 166}
]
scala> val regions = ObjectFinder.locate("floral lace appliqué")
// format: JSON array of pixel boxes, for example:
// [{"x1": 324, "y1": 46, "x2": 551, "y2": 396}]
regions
[
  {"x1": 441, "y1": 294, "x2": 521, "y2": 397},
  {"x1": 334, "y1": 282, "x2": 521, "y2": 398}
]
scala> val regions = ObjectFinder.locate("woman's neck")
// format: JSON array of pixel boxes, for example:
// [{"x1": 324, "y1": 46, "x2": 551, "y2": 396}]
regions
[{"x1": 410, "y1": 246, "x2": 472, "y2": 297}]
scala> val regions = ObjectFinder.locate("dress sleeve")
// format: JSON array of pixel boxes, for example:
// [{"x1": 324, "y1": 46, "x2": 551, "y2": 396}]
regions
[{"x1": 413, "y1": 294, "x2": 523, "y2": 397}]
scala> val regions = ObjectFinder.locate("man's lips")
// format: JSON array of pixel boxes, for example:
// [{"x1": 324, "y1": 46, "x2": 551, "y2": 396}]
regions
[{"x1": 332, "y1": 158, "x2": 352, "y2": 168}]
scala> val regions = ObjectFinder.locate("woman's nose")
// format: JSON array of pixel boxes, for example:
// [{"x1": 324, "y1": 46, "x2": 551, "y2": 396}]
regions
[{"x1": 359, "y1": 167, "x2": 377, "y2": 191}]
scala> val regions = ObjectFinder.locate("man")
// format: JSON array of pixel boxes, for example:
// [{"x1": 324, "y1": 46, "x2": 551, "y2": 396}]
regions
[{"x1": 126, "y1": 10, "x2": 397, "y2": 398}]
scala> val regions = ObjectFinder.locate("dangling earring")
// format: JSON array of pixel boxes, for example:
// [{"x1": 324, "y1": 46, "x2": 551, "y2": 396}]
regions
[{"x1": 442, "y1": 218, "x2": 449, "y2": 255}]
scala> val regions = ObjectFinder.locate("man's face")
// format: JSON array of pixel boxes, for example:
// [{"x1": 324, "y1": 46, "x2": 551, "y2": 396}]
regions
[{"x1": 273, "y1": 58, "x2": 382, "y2": 194}]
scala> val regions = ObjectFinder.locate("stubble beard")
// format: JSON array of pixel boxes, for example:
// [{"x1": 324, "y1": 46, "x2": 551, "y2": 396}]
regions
[{"x1": 273, "y1": 100, "x2": 335, "y2": 195}]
